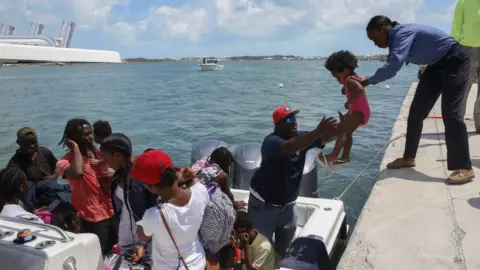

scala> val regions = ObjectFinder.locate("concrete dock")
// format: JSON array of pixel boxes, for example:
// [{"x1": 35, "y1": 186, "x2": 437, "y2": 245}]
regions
[{"x1": 337, "y1": 83, "x2": 480, "y2": 270}]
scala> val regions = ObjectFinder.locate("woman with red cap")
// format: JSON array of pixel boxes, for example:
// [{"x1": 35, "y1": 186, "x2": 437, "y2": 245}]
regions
[{"x1": 131, "y1": 150, "x2": 209, "y2": 270}]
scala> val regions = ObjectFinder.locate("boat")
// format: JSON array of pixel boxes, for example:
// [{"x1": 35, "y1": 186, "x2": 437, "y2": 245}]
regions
[
  {"x1": 0, "y1": 216, "x2": 103, "y2": 270},
  {"x1": 199, "y1": 58, "x2": 224, "y2": 71},
  {"x1": 0, "y1": 21, "x2": 121, "y2": 64},
  {"x1": 0, "y1": 139, "x2": 348, "y2": 270}
]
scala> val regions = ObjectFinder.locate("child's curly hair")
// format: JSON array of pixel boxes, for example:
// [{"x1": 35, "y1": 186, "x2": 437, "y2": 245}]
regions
[{"x1": 325, "y1": 50, "x2": 358, "y2": 73}]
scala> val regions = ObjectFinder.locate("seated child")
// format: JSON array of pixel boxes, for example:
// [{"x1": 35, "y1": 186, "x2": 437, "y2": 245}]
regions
[
  {"x1": 49, "y1": 201, "x2": 82, "y2": 233},
  {"x1": 318, "y1": 50, "x2": 371, "y2": 165},
  {"x1": 218, "y1": 236, "x2": 243, "y2": 270},
  {"x1": 234, "y1": 210, "x2": 277, "y2": 270},
  {"x1": 91, "y1": 120, "x2": 115, "y2": 175},
  {"x1": 0, "y1": 167, "x2": 44, "y2": 223}
]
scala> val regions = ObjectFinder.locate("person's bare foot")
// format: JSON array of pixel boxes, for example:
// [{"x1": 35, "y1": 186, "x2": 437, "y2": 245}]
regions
[
  {"x1": 334, "y1": 158, "x2": 350, "y2": 164},
  {"x1": 324, "y1": 154, "x2": 338, "y2": 164}
]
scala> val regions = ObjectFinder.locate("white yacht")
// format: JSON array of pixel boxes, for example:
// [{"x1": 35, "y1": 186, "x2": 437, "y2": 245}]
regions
[
  {"x1": 0, "y1": 21, "x2": 121, "y2": 65},
  {"x1": 200, "y1": 58, "x2": 224, "y2": 71}
]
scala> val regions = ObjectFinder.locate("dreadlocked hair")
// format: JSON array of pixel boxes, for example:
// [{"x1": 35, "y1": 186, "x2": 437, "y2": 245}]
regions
[
  {"x1": 325, "y1": 50, "x2": 358, "y2": 73},
  {"x1": 58, "y1": 118, "x2": 91, "y2": 147},
  {"x1": 0, "y1": 167, "x2": 27, "y2": 202},
  {"x1": 209, "y1": 147, "x2": 233, "y2": 174}
]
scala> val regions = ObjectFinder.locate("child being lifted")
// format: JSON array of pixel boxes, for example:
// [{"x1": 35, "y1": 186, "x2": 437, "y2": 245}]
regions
[{"x1": 318, "y1": 50, "x2": 371, "y2": 165}]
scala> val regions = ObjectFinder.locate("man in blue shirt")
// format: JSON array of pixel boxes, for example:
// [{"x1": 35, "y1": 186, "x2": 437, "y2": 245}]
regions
[
  {"x1": 356, "y1": 15, "x2": 474, "y2": 185},
  {"x1": 248, "y1": 105, "x2": 337, "y2": 257}
]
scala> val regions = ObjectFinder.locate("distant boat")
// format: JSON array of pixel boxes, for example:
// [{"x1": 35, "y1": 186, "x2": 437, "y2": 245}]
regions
[{"x1": 200, "y1": 58, "x2": 224, "y2": 71}]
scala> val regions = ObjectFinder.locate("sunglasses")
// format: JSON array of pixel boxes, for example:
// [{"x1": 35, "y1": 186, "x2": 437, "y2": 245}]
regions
[{"x1": 284, "y1": 115, "x2": 296, "y2": 124}]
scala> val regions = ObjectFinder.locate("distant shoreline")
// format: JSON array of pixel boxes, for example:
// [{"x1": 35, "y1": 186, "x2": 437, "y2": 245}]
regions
[
  {"x1": 0, "y1": 54, "x2": 387, "y2": 67},
  {"x1": 123, "y1": 54, "x2": 388, "y2": 63}
]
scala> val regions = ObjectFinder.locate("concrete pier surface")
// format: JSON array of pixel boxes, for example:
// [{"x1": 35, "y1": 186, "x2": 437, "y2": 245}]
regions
[{"x1": 337, "y1": 83, "x2": 480, "y2": 270}]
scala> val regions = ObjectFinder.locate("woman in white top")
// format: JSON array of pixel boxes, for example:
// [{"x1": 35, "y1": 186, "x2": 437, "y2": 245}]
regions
[
  {"x1": 131, "y1": 150, "x2": 209, "y2": 270},
  {"x1": 0, "y1": 167, "x2": 44, "y2": 223}
]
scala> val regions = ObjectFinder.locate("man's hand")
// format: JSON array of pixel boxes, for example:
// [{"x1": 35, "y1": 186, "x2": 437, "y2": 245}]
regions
[
  {"x1": 239, "y1": 232, "x2": 250, "y2": 248},
  {"x1": 418, "y1": 65, "x2": 426, "y2": 80},
  {"x1": 65, "y1": 139, "x2": 79, "y2": 151},
  {"x1": 234, "y1": 201, "x2": 247, "y2": 210},
  {"x1": 338, "y1": 111, "x2": 346, "y2": 122},
  {"x1": 131, "y1": 245, "x2": 145, "y2": 264},
  {"x1": 180, "y1": 167, "x2": 195, "y2": 182},
  {"x1": 90, "y1": 158, "x2": 100, "y2": 167},
  {"x1": 43, "y1": 174, "x2": 58, "y2": 180},
  {"x1": 316, "y1": 116, "x2": 338, "y2": 135},
  {"x1": 316, "y1": 116, "x2": 338, "y2": 143},
  {"x1": 352, "y1": 76, "x2": 369, "y2": 87}
]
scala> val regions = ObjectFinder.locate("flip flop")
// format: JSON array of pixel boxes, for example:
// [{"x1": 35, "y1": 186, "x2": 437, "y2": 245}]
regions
[
  {"x1": 316, "y1": 153, "x2": 335, "y2": 172},
  {"x1": 333, "y1": 159, "x2": 350, "y2": 165}
]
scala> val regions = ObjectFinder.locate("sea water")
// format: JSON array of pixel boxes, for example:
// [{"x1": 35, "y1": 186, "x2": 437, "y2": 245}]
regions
[{"x1": 0, "y1": 60, "x2": 417, "y2": 230}]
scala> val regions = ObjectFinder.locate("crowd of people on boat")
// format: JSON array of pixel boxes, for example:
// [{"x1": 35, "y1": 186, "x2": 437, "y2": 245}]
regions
[{"x1": 1, "y1": 12, "x2": 480, "y2": 269}]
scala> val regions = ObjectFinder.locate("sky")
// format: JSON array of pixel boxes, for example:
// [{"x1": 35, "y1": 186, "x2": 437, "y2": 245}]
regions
[{"x1": 0, "y1": 0, "x2": 458, "y2": 58}]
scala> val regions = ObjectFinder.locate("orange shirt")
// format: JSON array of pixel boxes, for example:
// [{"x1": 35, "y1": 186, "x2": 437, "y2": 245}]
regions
[{"x1": 56, "y1": 151, "x2": 113, "y2": 222}]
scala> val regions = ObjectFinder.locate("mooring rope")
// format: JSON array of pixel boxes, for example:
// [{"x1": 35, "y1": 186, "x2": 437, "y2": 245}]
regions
[{"x1": 313, "y1": 133, "x2": 407, "y2": 200}]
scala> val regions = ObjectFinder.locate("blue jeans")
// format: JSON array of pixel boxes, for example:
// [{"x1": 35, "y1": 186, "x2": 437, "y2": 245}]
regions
[{"x1": 247, "y1": 194, "x2": 298, "y2": 257}]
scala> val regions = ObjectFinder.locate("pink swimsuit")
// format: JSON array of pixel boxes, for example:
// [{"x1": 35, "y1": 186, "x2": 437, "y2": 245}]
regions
[{"x1": 345, "y1": 75, "x2": 371, "y2": 126}]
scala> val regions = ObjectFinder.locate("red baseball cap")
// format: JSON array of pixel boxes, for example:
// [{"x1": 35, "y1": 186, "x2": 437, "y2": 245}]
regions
[
  {"x1": 131, "y1": 149, "x2": 179, "y2": 185},
  {"x1": 272, "y1": 105, "x2": 299, "y2": 124}
]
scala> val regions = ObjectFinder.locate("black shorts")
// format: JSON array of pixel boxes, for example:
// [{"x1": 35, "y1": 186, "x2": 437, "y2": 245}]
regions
[{"x1": 81, "y1": 216, "x2": 118, "y2": 255}]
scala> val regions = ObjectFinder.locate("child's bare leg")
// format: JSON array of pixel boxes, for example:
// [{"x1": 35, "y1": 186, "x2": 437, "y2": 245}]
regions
[
  {"x1": 338, "y1": 132, "x2": 353, "y2": 163},
  {"x1": 326, "y1": 112, "x2": 363, "y2": 163},
  {"x1": 324, "y1": 132, "x2": 346, "y2": 163}
]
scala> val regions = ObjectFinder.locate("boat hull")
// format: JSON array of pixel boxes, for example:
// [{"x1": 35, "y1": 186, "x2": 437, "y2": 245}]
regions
[
  {"x1": 200, "y1": 63, "x2": 224, "y2": 71},
  {"x1": 0, "y1": 43, "x2": 121, "y2": 63}
]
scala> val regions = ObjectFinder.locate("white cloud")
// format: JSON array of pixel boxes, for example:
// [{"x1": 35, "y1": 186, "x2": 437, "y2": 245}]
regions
[
  {"x1": 105, "y1": 21, "x2": 139, "y2": 45},
  {"x1": 0, "y1": 0, "x2": 431, "y2": 53},
  {"x1": 424, "y1": 1, "x2": 456, "y2": 21},
  {"x1": 147, "y1": 5, "x2": 208, "y2": 42},
  {"x1": 212, "y1": 0, "x2": 424, "y2": 37},
  {"x1": 214, "y1": 0, "x2": 306, "y2": 37}
]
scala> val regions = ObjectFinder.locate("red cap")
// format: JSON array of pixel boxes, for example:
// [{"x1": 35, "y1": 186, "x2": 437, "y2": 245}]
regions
[
  {"x1": 272, "y1": 105, "x2": 299, "y2": 124},
  {"x1": 131, "y1": 150, "x2": 179, "y2": 185}
]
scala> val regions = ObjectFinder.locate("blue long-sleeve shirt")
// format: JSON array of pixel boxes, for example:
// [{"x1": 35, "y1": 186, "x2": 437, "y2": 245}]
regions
[{"x1": 368, "y1": 23, "x2": 457, "y2": 85}]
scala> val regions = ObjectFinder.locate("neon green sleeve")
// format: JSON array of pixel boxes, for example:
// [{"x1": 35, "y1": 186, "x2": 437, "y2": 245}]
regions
[{"x1": 450, "y1": 0, "x2": 464, "y2": 40}]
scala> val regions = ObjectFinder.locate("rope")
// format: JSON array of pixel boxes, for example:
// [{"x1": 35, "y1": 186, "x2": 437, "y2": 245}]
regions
[{"x1": 313, "y1": 133, "x2": 406, "y2": 200}]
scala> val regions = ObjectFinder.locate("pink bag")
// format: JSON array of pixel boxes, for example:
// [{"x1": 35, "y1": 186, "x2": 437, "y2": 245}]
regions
[{"x1": 35, "y1": 210, "x2": 52, "y2": 224}]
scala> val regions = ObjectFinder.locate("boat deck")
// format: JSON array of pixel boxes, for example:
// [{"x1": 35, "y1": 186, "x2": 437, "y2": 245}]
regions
[
  {"x1": 232, "y1": 189, "x2": 347, "y2": 255},
  {"x1": 338, "y1": 83, "x2": 480, "y2": 270}
]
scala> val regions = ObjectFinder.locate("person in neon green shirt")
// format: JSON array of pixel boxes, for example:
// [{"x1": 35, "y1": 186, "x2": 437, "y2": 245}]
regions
[{"x1": 451, "y1": 0, "x2": 480, "y2": 131}]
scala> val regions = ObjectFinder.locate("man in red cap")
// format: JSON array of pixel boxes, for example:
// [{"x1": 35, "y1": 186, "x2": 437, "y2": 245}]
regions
[{"x1": 248, "y1": 105, "x2": 337, "y2": 257}]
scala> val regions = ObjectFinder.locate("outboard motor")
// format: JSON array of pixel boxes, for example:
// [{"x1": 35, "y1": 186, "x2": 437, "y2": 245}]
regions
[
  {"x1": 190, "y1": 139, "x2": 228, "y2": 164},
  {"x1": 233, "y1": 143, "x2": 262, "y2": 190},
  {"x1": 233, "y1": 143, "x2": 319, "y2": 197},
  {"x1": 299, "y1": 150, "x2": 318, "y2": 198},
  {"x1": 276, "y1": 235, "x2": 331, "y2": 270}
]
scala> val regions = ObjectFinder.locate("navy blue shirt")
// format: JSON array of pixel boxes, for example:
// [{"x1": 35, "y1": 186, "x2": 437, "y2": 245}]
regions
[
  {"x1": 369, "y1": 23, "x2": 457, "y2": 85},
  {"x1": 250, "y1": 131, "x2": 324, "y2": 205}
]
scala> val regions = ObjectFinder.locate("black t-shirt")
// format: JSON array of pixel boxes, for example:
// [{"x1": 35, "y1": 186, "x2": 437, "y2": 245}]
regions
[
  {"x1": 250, "y1": 131, "x2": 324, "y2": 205},
  {"x1": 7, "y1": 146, "x2": 58, "y2": 182}
]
